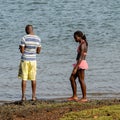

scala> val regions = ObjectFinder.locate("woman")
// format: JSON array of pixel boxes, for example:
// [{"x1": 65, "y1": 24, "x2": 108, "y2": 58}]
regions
[{"x1": 68, "y1": 31, "x2": 88, "y2": 102}]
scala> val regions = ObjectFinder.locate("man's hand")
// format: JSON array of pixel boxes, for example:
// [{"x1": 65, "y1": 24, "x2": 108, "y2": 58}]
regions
[
  {"x1": 19, "y1": 45, "x2": 25, "y2": 53},
  {"x1": 36, "y1": 47, "x2": 41, "y2": 54}
]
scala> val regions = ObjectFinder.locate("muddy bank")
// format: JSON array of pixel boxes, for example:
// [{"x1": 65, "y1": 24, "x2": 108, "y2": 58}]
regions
[{"x1": 0, "y1": 98, "x2": 120, "y2": 120}]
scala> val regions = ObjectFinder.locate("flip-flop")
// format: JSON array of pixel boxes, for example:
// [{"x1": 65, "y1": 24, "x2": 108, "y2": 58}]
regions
[
  {"x1": 78, "y1": 99, "x2": 88, "y2": 103},
  {"x1": 31, "y1": 97, "x2": 37, "y2": 101},
  {"x1": 21, "y1": 97, "x2": 26, "y2": 101},
  {"x1": 67, "y1": 97, "x2": 78, "y2": 101}
]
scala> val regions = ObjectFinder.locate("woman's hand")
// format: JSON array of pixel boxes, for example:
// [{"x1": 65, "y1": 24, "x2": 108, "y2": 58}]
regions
[{"x1": 72, "y1": 68, "x2": 77, "y2": 75}]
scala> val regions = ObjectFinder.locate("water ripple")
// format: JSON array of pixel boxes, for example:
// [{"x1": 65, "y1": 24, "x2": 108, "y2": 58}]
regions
[{"x1": 0, "y1": 0, "x2": 120, "y2": 101}]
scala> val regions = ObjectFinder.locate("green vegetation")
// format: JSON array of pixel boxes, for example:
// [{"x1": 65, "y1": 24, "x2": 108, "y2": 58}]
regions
[
  {"x1": 0, "y1": 99, "x2": 120, "y2": 120},
  {"x1": 60, "y1": 105, "x2": 120, "y2": 120}
]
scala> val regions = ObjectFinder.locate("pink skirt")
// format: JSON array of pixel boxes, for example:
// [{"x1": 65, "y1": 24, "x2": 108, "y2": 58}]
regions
[{"x1": 73, "y1": 60, "x2": 88, "y2": 70}]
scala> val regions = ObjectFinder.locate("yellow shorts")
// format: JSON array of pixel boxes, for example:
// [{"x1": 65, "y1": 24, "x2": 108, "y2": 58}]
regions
[{"x1": 18, "y1": 61, "x2": 37, "y2": 81}]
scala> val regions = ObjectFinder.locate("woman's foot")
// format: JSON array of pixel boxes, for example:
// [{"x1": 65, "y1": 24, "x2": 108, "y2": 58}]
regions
[
  {"x1": 78, "y1": 98, "x2": 88, "y2": 103},
  {"x1": 67, "y1": 97, "x2": 78, "y2": 101}
]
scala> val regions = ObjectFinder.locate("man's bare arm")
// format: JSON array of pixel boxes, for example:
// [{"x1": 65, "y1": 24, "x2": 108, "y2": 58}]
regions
[
  {"x1": 36, "y1": 47, "x2": 41, "y2": 54},
  {"x1": 19, "y1": 45, "x2": 25, "y2": 53}
]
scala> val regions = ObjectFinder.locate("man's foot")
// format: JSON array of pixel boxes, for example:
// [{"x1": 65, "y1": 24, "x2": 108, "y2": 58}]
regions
[
  {"x1": 67, "y1": 97, "x2": 78, "y2": 101},
  {"x1": 21, "y1": 97, "x2": 26, "y2": 101},
  {"x1": 78, "y1": 98, "x2": 88, "y2": 103},
  {"x1": 31, "y1": 97, "x2": 37, "y2": 101}
]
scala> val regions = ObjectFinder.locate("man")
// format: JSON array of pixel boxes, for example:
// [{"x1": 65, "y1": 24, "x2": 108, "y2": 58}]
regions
[{"x1": 18, "y1": 25, "x2": 41, "y2": 101}]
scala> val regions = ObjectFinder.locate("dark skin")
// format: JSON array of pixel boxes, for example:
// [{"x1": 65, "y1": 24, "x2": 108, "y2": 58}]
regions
[
  {"x1": 68, "y1": 35, "x2": 87, "y2": 102},
  {"x1": 19, "y1": 26, "x2": 41, "y2": 54},
  {"x1": 19, "y1": 45, "x2": 41, "y2": 54},
  {"x1": 19, "y1": 26, "x2": 41, "y2": 101}
]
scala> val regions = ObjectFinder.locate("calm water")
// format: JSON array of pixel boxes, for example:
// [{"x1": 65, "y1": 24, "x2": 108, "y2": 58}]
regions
[{"x1": 0, "y1": 0, "x2": 120, "y2": 101}]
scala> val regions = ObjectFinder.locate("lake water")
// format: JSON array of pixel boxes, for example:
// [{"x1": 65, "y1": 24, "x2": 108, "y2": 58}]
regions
[{"x1": 0, "y1": 0, "x2": 120, "y2": 101}]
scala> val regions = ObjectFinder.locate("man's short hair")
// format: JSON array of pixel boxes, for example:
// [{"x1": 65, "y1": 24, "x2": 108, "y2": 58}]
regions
[{"x1": 25, "y1": 25, "x2": 33, "y2": 34}]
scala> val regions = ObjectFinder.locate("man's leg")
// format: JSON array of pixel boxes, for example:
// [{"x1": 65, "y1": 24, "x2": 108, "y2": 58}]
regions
[
  {"x1": 29, "y1": 61, "x2": 37, "y2": 101},
  {"x1": 21, "y1": 80, "x2": 27, "y2": 100},
  {"x1": 31, "y1": 80, "x2": 36, "y2": 100}
]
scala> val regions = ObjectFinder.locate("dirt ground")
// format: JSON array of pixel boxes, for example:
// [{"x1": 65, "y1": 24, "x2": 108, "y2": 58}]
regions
[{"x1": 0, "y1": 98, "x2": 120, "y2": 120}]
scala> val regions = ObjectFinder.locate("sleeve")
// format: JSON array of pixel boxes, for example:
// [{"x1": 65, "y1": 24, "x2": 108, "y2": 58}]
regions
[
  {"x1": 20, "y1": 37, "x2": 25, "y2": 47},
  {"x1": 37, "y1": 37, "x2": 42, "y2": 47}
]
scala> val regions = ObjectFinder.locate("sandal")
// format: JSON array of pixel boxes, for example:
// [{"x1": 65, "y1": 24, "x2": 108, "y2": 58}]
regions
[
  {"x1": 67, "y1": 97, "x2": 78, "y2": 101},
  {"x1": 21, "y1": 97, "x2": 26, "y2": 101},
  {"x1": 31, "y1": 97, "x2": 37, "y2": 101},
  {"x1": 78, "y1": 98, "x2": 88, "y2": 103}
]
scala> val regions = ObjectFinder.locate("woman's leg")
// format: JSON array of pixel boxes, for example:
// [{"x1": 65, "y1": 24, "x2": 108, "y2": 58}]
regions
[
  {"x1": 78, "y1": 69, "x2": 87, "y2": 102},
  {"x1": 68, "y1": 72, "x2": 78, "y2": 101}
]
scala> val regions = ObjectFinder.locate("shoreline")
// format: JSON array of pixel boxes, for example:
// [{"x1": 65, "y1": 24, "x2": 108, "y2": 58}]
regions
[
  {"x1": 0, "y1": 92, "x2": 120, "y2": 105},
  {"x1": 1, "y1": 96, "x2": 120, "y2": 104},
  {"x1": 0, "y1": 98, "x2": 120, "y2": 120}
]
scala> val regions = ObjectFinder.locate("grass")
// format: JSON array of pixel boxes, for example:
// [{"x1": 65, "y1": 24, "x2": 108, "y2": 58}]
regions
[
  {"x1": 0, "y1": 99, "x2": 120, "y2": 120},
  {"x1": 60, "y1": 105, "x2": 120, "y2": 120}
]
